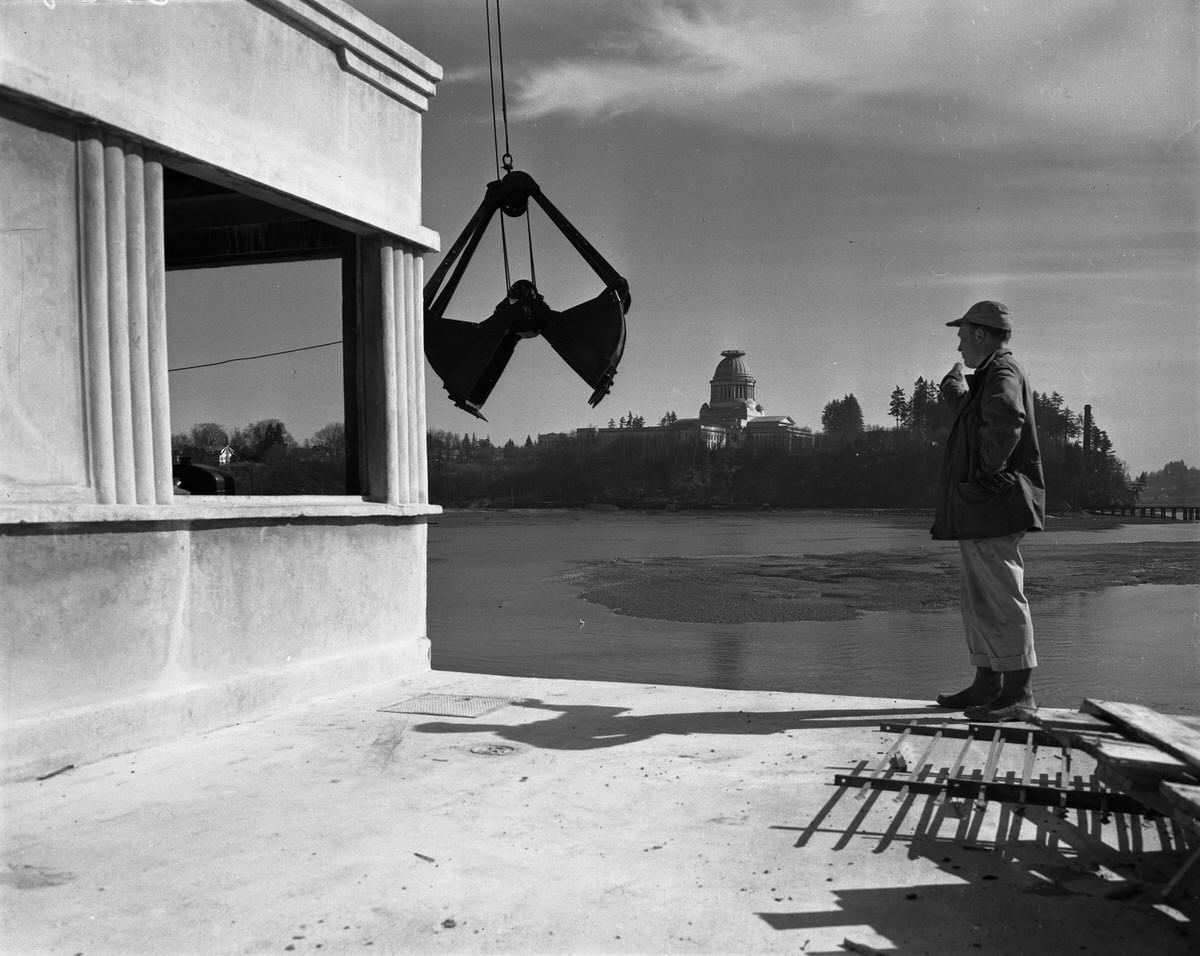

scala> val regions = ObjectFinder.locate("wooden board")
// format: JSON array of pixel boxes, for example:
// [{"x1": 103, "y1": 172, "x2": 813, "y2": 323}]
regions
[
  {"x1": 1159, "y1": 781, "x2": 1200, "y2": 822},
  {"x1": 1081, "y1": 700, "x2": 1200, "y2": 775},
  {"x1": 1032, "y1": 708, "x2": 1119, "y2": 735},
  {"x1": 1088, "y1": 738, "x2": 1192, "y2": 774}
]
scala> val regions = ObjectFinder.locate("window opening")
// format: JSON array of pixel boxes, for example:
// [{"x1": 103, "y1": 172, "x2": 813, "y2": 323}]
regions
[{"x1": 162, "y1": 168, "x2": 358, "y2": 496}]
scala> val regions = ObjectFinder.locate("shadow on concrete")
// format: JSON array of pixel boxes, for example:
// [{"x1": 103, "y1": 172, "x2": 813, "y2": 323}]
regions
[
  {"x1": 408, "y1": 699, "x2": 947, "y2": 750},
  {"x1": 756, "y1": 873, "x2": 1195, "y2": 955},
  {"x1": 756, "y1": 839, "x2": 1197, "y2": 955},
  {"x1": 764, "y1": 756, "x2": 1199, "y2": 953}
]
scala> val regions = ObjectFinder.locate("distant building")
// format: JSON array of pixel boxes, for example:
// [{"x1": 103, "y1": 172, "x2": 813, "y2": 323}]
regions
[
  {"x1": 699, "y1": 350, "x2": 764, "y2": 431},
  {"x1": 745, "y1": 415, "x2": 814, "y2": 451},
  {"x1": 595, "y1": 419, "x2": 728, "y2": 451},
  {"x1": 551, "y1": 349, "x2": 812, "y2": 452}
]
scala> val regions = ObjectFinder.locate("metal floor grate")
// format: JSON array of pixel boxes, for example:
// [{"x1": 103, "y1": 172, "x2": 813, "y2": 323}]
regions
[{"x1": 378, "y1": 693, "x2": 514, "y2": 718}]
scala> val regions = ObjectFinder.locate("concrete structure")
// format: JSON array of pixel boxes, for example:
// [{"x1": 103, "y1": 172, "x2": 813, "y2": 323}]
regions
[
  {"x1": 0, "y1": 1, "x2": 442, "y2": 780},
  {"x1": 3, "y1": 671, "x2": 1195, "y2": 954}
]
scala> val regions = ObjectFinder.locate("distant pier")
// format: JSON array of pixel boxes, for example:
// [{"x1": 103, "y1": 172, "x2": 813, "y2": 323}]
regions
[{"x1": 1091, "y1": 504, "x2": 1199, "y2": 521}]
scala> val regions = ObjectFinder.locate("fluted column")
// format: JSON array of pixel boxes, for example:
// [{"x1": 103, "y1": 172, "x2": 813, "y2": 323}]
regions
[
  {"x1": 379, "y1": 242, "x2": 402, "y2": 505},
  {"x1": 400, "y1": 249, "x2": 420, "y2": 503},
  {"x1": 79, "y1": 133, "x2": 117, "y2": 504},
  {"x1": 125, "y1": 144, "x2": 156, "y2": 505},
  {"x1": 78, "y1": 129, "x2": 172, "y2": 505},
  {"x1": 396, "y1": 242, "x2": 415, "y2": 503},
  {"x1": 102, "y1": 136, "x2": 136, "y2": 503},
  {"x1": 144, "y1": 160, "x2": 175, "y2": 503},
  {"x1": 411, "y1": 253, "x2": 429, "y2": 505}
]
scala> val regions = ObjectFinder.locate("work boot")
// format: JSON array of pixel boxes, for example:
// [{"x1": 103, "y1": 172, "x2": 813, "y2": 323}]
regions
[
  {"x1": 935, "y1": 666, "x2": 1002, "y2": 709},
  {"x1": 964, "y1": 668, "x2": 1036, "y2": 722}
]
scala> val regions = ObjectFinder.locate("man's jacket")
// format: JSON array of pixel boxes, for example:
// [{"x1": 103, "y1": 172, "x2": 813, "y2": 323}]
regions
[{"x1": 931, "y1": 349, "x2": 1046, "y2": 540}]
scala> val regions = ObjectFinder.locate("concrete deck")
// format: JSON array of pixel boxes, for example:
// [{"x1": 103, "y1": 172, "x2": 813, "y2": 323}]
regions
[{"x1": 3, "y1": 671, "x2": 1196, "y2": 954}]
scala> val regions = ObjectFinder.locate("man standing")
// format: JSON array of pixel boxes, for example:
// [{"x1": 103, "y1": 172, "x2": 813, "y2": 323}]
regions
[{"x1": 931, "y1": 301, "x2": 1046, "y2": 722}]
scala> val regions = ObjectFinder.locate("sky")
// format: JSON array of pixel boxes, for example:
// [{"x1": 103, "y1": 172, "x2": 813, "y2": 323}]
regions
[{"x1": 167, "y1": 0, "x2": 1198, "y2": 476}]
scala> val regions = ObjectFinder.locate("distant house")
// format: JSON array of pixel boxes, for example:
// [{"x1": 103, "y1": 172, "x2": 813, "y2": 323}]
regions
[{"x1": 218, "y1": 444, "x2": 235, "y2": 466}]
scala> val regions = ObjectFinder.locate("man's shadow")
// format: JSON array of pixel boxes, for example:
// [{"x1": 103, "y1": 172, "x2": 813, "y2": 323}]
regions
[{"x1": 409, "y1": 698, "x2": 948, "y2": 751}]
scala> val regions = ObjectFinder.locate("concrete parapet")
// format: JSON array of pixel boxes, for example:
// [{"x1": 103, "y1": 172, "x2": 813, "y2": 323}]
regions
[{"x1": 1, "y1": 513, "x2": 432, "y2": 781}]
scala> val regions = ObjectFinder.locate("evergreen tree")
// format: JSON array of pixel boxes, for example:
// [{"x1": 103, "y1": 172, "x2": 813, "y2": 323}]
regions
[
  {"x1": 821, "y1": 394, "x2": 864, "y2": 438},
  {"x1": 888, "y1": 386, "x2": 909, "y2": 428}
]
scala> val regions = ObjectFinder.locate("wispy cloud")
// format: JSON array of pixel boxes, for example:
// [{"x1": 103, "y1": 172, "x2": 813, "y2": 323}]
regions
[
  {"x1": 510, "y1": 0, "x2": 1198, "y2": 159},
  {"x1": 442, "y1": 64, "x2": 491, "y2": 85}
]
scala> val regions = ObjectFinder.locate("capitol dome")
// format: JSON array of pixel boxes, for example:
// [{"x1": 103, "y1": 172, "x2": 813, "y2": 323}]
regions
[
  {"x1": 699, "y1": 349, "x2": 764, "y2": 428},
  {"x1": 712, "y1": 349, "x2": 754, "y2": 384}
]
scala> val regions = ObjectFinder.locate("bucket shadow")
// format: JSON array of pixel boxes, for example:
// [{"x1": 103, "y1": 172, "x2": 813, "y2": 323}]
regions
[{"x1": 408, "y1": 698, "x2": 947, "y2": 750}]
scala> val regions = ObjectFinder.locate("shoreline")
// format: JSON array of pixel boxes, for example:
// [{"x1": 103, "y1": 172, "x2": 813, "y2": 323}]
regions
[{"x1": 437, "y1": 505, "x2": 1190, "y2": 532}]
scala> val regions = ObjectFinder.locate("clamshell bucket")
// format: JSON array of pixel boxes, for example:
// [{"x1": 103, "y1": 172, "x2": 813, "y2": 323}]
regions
[{"x1": 423, "y1": 170, "x2": 631, "y2": 419}]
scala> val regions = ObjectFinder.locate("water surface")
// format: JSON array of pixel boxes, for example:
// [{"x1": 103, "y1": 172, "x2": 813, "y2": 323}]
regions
[{"x1": 428, "y1": 510, "x2": 1199, "y2": 715}]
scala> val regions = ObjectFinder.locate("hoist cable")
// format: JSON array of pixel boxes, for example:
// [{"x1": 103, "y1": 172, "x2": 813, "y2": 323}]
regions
[
  {"x1": 484, "y1": 0, "x2": 539, "y2": 299},
  {"x1": 488, "y1": 0, "x2": 538, "y2": 292},
  {"x1": 491, "y1": 0, "x2": 536, "y2": 287},
  {"x1": 494, "y1": 0, "x2": 512, "y2": 170},
  {"x1": 485, "y1": 1, "x2": 502, "y2": 182},
  {"x1": 525, "y1": 213, "x2": 537, "y2": 291},
  {"x1": 484, "y1": 0, "x2": 512, "y2": 291}
]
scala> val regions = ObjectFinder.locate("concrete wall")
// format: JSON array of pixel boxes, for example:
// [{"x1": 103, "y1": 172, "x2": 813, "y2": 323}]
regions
[
  {"x1": 2, "y1": 514, "x2": 430, "y2": 780},
  {"x1": 0, "y1": 1, "x2": 442, "y2": 780}
]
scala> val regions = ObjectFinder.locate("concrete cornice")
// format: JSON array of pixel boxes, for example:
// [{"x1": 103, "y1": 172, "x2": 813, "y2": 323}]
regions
[
  {"x1": 0, "y1": 0, "x2": 444, "y2": 247},
  {"x1": 260, "y1": 0, "x2": 444, "y2": 112}
]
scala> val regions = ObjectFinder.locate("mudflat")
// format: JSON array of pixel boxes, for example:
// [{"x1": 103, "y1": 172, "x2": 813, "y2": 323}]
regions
[
  {"x1": 572, "y1": 537, "x2": 1200, "y2": 623},
  {"x1": 437, "y1": 507, "x2": 1198, "y2": 625}
]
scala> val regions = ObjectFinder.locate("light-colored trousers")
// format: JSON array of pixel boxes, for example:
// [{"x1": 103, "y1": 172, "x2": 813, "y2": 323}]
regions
[{"x1": 958, "y1": 532, "x2": 1037, "y2": 671}]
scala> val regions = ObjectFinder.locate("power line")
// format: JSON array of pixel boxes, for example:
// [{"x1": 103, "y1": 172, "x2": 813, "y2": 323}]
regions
[{"x1": 168, "y1": 339, "x2": 342, "y2": 372}]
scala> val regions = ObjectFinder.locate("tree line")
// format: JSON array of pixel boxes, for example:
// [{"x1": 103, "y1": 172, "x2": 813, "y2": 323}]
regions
[
  {"x1": 427, "y1": 377, "x2": 1140, "y2": 510},
  {"x1": 172, "y1": 377, "x2": 1183, "y2": 509},
  {"x1": 172, "y1": 420, "x2": 347, "y2": 494}
]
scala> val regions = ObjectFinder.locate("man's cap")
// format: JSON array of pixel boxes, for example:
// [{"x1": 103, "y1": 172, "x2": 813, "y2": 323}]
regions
[{"x1": 947, "y1": 300, "x2": 1012, "y2": 332}]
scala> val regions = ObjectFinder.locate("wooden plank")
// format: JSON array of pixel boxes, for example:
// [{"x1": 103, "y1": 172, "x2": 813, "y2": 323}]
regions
[
  {"x1": 1159, "y1": 781, "x2": 1200, "y2": 821},
  {"x1": 1093, "y1": 764, "x2": 1175, "y2": 817},
  {"x1": 830, "y1": 771, "x2": 1156, "y2": 815},
  {"x1": 1032, "y1": 709, "x2": 1118, "y2": 734},
  {"x1": 1161, "y1": 844, "x2": 1200, "y2": 903},
  {"x1": 1081, "y1": 700, "x2": 1200, "y2": 774},
  {"x1": 895, "y1": 729, "x2": 943, "y2": 802},
  {"x1": 878, "y1": 721, "x2": 1057, "y2": 744},
  {"x1": 1064, "y1": 733, "x2": 1190, "y2": 774},
  {"x1": 854, "y1": 726, "x2": 911, "y2": 800},
  {"x1": 1089, "y1": 739, "x2": 1192, "y2": 775},
  {"x1": 1154, "y1": 783, "x2": 1200, "y2": 903}
]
